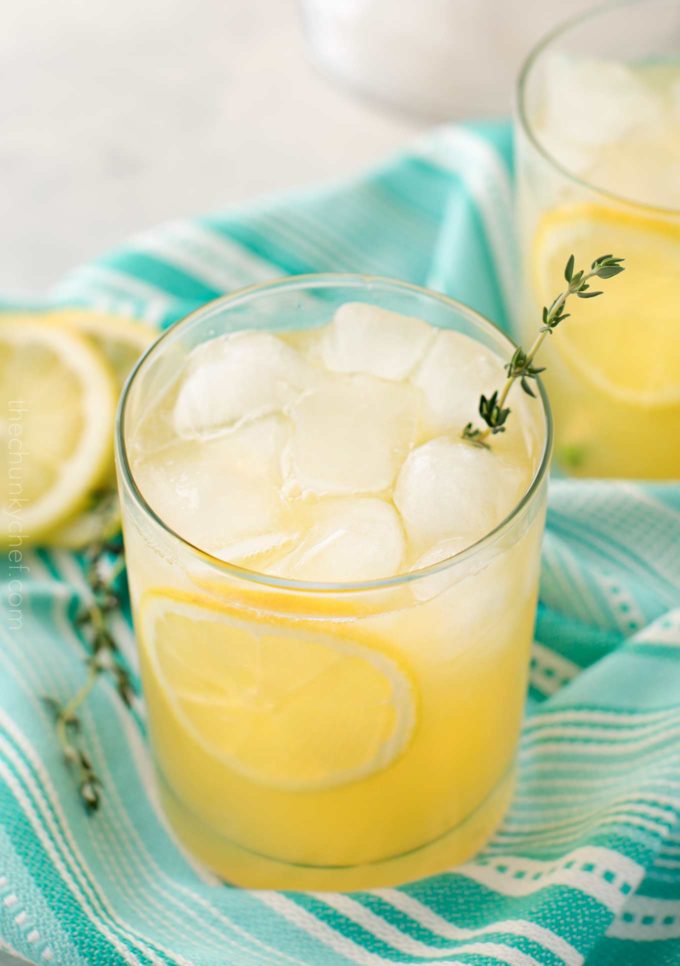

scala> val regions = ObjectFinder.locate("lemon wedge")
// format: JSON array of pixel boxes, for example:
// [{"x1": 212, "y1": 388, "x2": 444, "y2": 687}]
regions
[
  {"x1": 141, "y1": 589, "x2": 416, "y2": 791},
  {"x1": 0, "y1": 318, "x2": 117, "y2": 544},
  {"x1": 42, "y1": 309, "x2": 156, "y2": 548},
  {"x1": 534, "y1": 203, "x2": 680, "y2": 407}
]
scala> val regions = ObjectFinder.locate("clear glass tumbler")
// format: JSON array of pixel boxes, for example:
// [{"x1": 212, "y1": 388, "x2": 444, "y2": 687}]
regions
[
  {"x1": 115, "y1": 276, "x2": 551, "y2": 891},
  {"x1": 516, "y1": 0, "x2": 680, "y2": 479}
]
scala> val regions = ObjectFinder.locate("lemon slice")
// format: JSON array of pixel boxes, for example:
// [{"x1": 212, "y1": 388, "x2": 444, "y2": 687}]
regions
[
  {"x1": 43, "y1": 310, "x2": 156, "y2": 548},
  {"x1": 0, "y1": 318, "x2": 117, "y2": 544},
  {"x1": 44, "y1": 308, "x2": 156, "y2": 390},
  {"x1": 141, "y1": 590, "x2": 416, "y2": 791},
  {"x1": 534, "y1": 203, "x2": 680, "y2": 407}
]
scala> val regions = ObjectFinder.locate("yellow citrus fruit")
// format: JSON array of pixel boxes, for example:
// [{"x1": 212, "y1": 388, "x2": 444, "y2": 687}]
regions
[
  {"x1": 43, "y1": 309, "x2": 156, "y2": 548},
  {"x1": 0, "y1": 318, "x2": 117, "y2": 544},
  {"x1": 44, "y1": 308, "x2": 156, "y2": 390},
  {"x1": 140, "y1": 589, "x2": 417, "y2": 791},
  {"x1": 534, "y1": 203, "x2": 680, "y2": 407}
]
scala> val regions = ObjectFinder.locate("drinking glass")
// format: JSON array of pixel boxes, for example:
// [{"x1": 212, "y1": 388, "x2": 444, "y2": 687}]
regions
[
  {"x1": 115, "y1": 276, "x2": 551, "y2": 890},
  {"x1": 516, "y1": 0, "x2": 680, "y2": 478}
]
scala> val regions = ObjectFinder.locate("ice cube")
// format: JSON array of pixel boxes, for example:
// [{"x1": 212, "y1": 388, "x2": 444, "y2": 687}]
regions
[
  {"x1": 409, "y1": 542, "x2": 519, "y2": 644},
  {"x1": 271, "y1": 497, "x2": 405, "y2": 582},
  {"x1": 173, "y1": 332, "x2": 317, "y2": 439},
  {"x1": 410, "y1": 535, "x2": 478, "y2": 602},
  {"x1": 213, "y1": 531, "x2": 300, "y2": 566},
  {"x1": 537, "y1": 54, "x2": 665, "y2": 174},
  {"x1": 212, "y1": 414, "x2": 290, "y2": 482},
  {"x1": 394, "y1": 436, "x2": 529, "y2": 552},
  {"x1": 587, "y1": 145, "x2": 680, "y2": 208},
  {"x1": 284, "y1": 374, "x2": 423, "y2": 497},
  {"x1": 411, "y1": 330, "x2": 505, "y2": 435},
  {"x1": 321, "y1": 303, "x2": 435, "y2": 380},
  {"x1": 280, "y1": 327, "x2": 326, "y2": 363},
  {"x1": 133, "y1": 436, "x2": 285, "y2": 552}
]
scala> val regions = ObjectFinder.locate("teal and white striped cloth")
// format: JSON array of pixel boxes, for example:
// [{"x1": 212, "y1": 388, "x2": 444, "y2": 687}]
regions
[{"x1": 1, "y1": 121, "x2": 679, "y2": 966}]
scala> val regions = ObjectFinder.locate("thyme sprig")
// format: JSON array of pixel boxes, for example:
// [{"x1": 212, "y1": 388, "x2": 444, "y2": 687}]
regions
[
  {"x1": 462, "y1": 253, "x2": 625, "y2": 448},
  {"x1": 45, "y1": 537, "x2": 133, "y2": 811}
]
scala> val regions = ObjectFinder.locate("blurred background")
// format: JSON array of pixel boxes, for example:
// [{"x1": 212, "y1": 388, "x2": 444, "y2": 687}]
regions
[{"x1": 2, "y1": 0, "x2": 594, "y2": 297}]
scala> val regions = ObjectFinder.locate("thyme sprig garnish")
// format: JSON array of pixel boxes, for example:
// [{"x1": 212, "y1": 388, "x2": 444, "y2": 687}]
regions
[
  {"x1": 463, "y1": 253, "x2": 625, "y2": 448},
  {"x1": 45, "y1": 537, "x2": 133, "y2": 811}
]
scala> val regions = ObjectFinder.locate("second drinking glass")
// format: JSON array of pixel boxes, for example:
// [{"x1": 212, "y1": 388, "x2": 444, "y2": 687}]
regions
[{"x1": 516, "y1": 0, "x2": 680, "y2": 479}]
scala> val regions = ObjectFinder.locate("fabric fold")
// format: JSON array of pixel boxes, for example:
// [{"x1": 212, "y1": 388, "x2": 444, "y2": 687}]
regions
[{"x1": 1, "y1": 122, "x2": 678, "y2": 966}]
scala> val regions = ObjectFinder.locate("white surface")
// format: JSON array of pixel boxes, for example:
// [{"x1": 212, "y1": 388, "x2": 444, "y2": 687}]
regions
[
  {"x1": 1, "y1": 0, "x2": 594, "y2": 297},
  {"x1": 1, "y1": 0, "x2": 421, "y2": 297}
]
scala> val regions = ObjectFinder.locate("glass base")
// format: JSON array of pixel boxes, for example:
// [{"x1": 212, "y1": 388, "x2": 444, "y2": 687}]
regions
[{"x1": 158, "y1": 766, "x2": 515, "y2": 892}]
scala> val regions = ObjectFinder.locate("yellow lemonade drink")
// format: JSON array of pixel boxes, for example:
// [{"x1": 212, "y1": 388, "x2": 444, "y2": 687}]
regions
[
  {"x1": 517, "y1": 0, "x2": 680, "y2": 479},
  {"x1": 116, "y1": 277, "x2": 550, "y2": 891}
]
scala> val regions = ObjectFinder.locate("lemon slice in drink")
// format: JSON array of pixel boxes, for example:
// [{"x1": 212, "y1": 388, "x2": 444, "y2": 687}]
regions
[
  {"x1": 0, "y1": 318, "x2": 117, "y2": 544},
  {"x1": 44, "y1": 310, "x2": 156, "y2": 548},
  {"x1": 141, "y1": 590, "x2": 416, "y2": 791},
  {"x1": 534, "y1": 203, "x2": 680, "y2": 407}
]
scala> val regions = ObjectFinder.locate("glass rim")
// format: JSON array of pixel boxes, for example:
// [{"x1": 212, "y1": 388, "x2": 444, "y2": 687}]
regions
[
  {"x1": 516, "y1": 0, "x2": 680, "y2": 218},
  {"x1": 115, "y1": 273, "x2": 553, "y2": 594}
]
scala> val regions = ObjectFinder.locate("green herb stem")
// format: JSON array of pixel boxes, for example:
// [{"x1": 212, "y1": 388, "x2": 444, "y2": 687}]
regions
[
  {"x1": 462, "y1": 253, "x2": 625, "y2": 447},
  {"x1": 45, "y1": 536, "x2": 133, "y2": 812}
]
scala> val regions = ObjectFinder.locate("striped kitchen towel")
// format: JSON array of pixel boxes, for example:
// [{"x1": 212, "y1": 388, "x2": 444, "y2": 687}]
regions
[{"x1": 1, "y1": 121, "x2": 679, "y2": 966}]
